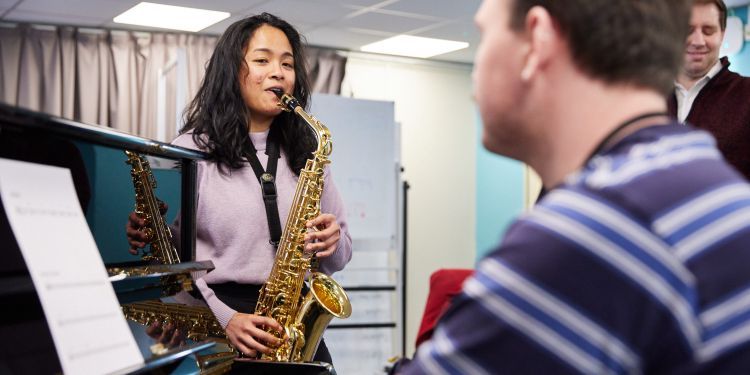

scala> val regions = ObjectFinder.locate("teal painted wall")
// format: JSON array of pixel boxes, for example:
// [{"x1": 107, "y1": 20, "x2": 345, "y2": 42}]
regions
[
  {"x1": 475, "y1": 114, "x2": 525, "y2": 261},
  {"x1": 729, "y1": 6, "x2": 750, "y2": 75}
]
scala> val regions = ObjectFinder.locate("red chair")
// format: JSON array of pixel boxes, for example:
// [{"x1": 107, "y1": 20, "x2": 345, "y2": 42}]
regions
[{"x1": 414, "y1": 268, "x2": 474, "y2": 349}]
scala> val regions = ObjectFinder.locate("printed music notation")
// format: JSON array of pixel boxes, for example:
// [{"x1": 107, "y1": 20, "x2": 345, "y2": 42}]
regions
[{"x1": 0, "y1": 158, "x2": 144, "y2": 375}]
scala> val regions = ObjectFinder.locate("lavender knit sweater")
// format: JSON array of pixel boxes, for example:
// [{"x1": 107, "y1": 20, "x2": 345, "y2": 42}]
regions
[{"x1": 172, "y1": 130, "x2": 352, "y2": 328}]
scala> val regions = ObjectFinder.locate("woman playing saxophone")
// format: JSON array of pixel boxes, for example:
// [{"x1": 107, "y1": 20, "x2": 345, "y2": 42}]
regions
[{"x1": 125, "y1": 13, "x2": 352, "y2": 364}]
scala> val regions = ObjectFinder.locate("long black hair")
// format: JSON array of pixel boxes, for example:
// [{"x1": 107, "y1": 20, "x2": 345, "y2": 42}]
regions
[{"x1": 181, "y1": 13, "x2": 315, "y2": 174}]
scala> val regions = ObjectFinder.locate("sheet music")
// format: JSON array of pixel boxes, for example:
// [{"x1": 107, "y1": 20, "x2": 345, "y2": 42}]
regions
[{"x1": 0, "y1": 158, "x2": 144, "y2": 375}]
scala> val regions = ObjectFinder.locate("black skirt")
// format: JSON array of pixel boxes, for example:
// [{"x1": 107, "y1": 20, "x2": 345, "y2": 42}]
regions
[{"x1": 209, "y1": 282, "x2": 333, "y2": 364}]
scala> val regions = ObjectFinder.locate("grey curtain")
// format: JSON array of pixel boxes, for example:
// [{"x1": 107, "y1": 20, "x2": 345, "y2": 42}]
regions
[
  {"x1": 0, "y1": 25, "x2": 346, "y2": 139},
  {"x1": 0, "y1": 24, "x2": 217, "y2": 140}
]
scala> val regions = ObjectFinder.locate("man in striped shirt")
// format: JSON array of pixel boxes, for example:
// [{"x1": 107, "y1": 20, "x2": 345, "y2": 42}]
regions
[{"x1": 403, "y1": 0, "x2": 750, "y2": 373}]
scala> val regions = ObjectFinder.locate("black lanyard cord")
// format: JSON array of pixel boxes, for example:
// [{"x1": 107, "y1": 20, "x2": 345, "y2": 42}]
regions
[
  {"x1": 584, "y1": 111, "x2": 669, "y2": 164},
  {"x1": 538, "y1": 111, "x2": 668, "y2": 202}
]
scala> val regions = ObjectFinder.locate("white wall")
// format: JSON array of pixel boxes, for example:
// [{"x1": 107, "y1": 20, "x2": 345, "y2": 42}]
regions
[{"x1": 341, "y1": 54, "x2": 477, "y2": 356}]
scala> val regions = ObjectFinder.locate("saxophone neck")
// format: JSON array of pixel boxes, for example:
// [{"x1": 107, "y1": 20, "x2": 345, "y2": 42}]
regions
[{"x1": 272, "y1": 91, "x2": 332, "y2": 158}]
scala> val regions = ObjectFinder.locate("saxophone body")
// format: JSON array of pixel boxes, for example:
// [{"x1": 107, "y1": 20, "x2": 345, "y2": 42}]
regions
[
  {"x1": 121, "y1": 300, "x2": 226, "y2": 343},
  {"x1": 121, "y1": 300, "x2": 235, "y2": 373},
  {"x1": 254, "y1": 92, "x2": 352, "y2": 362},
  {"x1": 125, "y1": 150, "x2": 181, "y2": 264}
]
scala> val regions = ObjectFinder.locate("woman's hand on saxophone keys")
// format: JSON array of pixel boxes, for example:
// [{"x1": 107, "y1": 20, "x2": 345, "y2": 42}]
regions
[
  {"x1": 126, "y1": 212, "x2": 148, "y2": 254},
  {"x1": 226, "y1": 313, "x2": 284, "y2": 358},
  {"x1": 145, "y1": 320, "x2": 186, "y2": 349},
  {"x1": 304, "y1": 213, "x2": 341, "y2": 258},
  {"x1": 125, "y1": 202, "x2": 168, "y2": 255}
]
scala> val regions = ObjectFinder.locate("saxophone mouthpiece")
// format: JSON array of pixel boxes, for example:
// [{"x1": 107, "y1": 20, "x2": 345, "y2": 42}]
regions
[
  {"x1": 271, "y1": 88, "x2": 293, "y2": 112},
  {"x1": 269, "y1": 88, "x2": 284, "y2": 98},
  {"x1": 273, "y1": 89, "x2": 301, "y2": 113}
]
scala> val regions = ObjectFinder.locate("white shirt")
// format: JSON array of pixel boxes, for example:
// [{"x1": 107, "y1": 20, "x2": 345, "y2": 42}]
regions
[{"x1": 674, "y1": 60, "x2": 723, "y2": 123}]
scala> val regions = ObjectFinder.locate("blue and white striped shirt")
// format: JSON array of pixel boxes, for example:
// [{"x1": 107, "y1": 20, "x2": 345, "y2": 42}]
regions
[{"x1": 404, "y1": 123, "x2": 750, "y2": 374}]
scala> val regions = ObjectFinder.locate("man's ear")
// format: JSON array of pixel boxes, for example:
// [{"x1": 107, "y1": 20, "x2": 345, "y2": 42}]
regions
[{"x1": 520, "y1": 6, "x2": 558, "y2": 82}]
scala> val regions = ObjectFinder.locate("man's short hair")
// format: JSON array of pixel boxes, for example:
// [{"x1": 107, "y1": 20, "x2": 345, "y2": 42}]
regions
[
  {"x1": 509, "y1": 0, "x2": 691, "y2": 96},
  {"x1": 693, "y1": 0, "x2": 727, "y2": 30}
]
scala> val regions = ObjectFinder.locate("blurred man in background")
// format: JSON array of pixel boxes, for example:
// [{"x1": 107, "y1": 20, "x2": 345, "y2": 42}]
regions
[{"x1": 669, "y1": 0, "x2": 750, "y2": 180}]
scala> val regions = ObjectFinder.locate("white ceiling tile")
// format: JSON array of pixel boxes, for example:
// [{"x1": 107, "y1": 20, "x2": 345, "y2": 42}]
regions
[
  {"x1": 380, "y1": 0, "x2": 481, "y2": 19},
  {"x1": 198, "y1": 14, "x2": 249, "y2": 35},
  {"x1": 415, "y1": 20, "x2": 479, "y2": 45},
  {"x1": 431, "y1": 46, "x2": 475, "y2": 64},
  {"x1": 304, "y1": 26, "x2": 385, "y2": 51},
  {"x1": 0, "y1": 0, "x2": 19, "y2": 8},
  {"x1": 4, "y1": 9, "x2": 103, "y2": 26},
  {"x1": 331, "y1": 11, "x2": 435, "y2": 35},
  {"x1": 245, "y1": 0, "x2": 354, "y2": 27},
  {"x1": 16, "y1": 0, "x2": 134, "y2": 20}
]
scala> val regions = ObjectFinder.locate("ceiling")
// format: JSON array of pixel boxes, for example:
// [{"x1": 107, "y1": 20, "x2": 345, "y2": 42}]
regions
[{"x1": 0, "y1": 0, "x2": 482, "y2": 64}]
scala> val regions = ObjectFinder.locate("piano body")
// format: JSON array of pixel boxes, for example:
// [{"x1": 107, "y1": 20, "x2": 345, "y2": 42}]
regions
[
  {"x1": 0, "y1": 104, "x2": 335, "y2": 375},
  {"x1": 0, "y1": 103, "x2": 231, "y2": 374}
]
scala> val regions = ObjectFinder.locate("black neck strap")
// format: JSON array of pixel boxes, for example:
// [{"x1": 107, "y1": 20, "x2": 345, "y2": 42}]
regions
[
  {"x1": 245, "y1": 131, "x2": 282, "y2": 247},
  {"x1": 584, "y1": 111, "x2": 668, "y2": 164}
]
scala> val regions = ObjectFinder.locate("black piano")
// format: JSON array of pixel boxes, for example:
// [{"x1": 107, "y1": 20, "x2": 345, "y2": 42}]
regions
[
  {"x1": 0, "y1": 103, "x2": 229, "y2": 374},
  {"x1": 0, "y1": 104, "x2": 335, "y2": 375}
]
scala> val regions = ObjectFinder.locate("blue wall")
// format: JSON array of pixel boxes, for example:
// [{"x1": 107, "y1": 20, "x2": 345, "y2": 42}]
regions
[
  {"x1": 729, "y1": 6, "x2": 750, "y2": 75},
  {"x1": 475, "y1": 114, "x2": 525, "y2": 261}
]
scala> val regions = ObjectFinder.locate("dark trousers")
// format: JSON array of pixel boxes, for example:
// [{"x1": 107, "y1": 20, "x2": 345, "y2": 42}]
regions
[{"x1": 210, "y1": 282, "x2": 333, "y2": 364}]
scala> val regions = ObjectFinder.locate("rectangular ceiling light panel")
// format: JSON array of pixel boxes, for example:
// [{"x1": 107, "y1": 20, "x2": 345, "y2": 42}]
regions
[
  {"x1": 361, "y1": 35, "x2": 469, "y2": 58},
  {"x1": 113, "y1": 2, "x2": 230, "y2": 32}
]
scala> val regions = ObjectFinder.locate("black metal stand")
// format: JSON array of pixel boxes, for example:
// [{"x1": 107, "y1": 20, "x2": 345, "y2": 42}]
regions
[{"x1": 402, "y1": 179, "x2": 410, "y2": 357}]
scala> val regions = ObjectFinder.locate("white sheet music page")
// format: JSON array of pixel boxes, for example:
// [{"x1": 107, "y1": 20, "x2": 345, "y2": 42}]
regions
[{"x1": 0, "y1": 158, "x2": 144, "y2": 375}]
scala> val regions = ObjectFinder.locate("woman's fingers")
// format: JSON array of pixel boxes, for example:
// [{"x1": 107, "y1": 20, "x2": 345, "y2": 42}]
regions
[
  {"x1": 125, "y1": 212, "x2": 149, "y2": 252},
  {"x1": 314, "y1": 243, "x2": 338, "y2": 258},
  {"x1": 226, "y1": 313, "x2": 285, "y2": 357},
  {"x1": 233, "y1": 340, "x2": 257, "y2": 358},
  {"x1": 304, "y1": 213, "x2": 340, "y2": 256},
  {"x1": 159, "y1": 322, "x2": 176, "y2": 344},
  {"x1": 235, "y1": 329, "x2": 273, "y2": 355}
]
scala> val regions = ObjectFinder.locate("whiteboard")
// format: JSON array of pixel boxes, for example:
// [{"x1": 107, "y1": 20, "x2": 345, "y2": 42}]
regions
[
  {"x1": 310, "y1": 94, "x2": 398, "y2": 243},
  {"x1": 310, "y1": 94, "x2": 405, "y2": 367}
]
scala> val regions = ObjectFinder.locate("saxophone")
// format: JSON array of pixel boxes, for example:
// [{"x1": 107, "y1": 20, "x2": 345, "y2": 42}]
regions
[
  {"x1": 121, "y1": 300, "x2": 235, "y2": 373},
  {"x1": 254, "y1": 90, "x2": 352, "y2": 362},
  {"x1": 125, "y1": 150, "x2": 181, "y2": 264},
  {"x1": 121, "y1": 300, "x2": 226, "y2": 342},
  {"x1": 122, "y1": 151, "x2": 235, "y2": 373}
]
